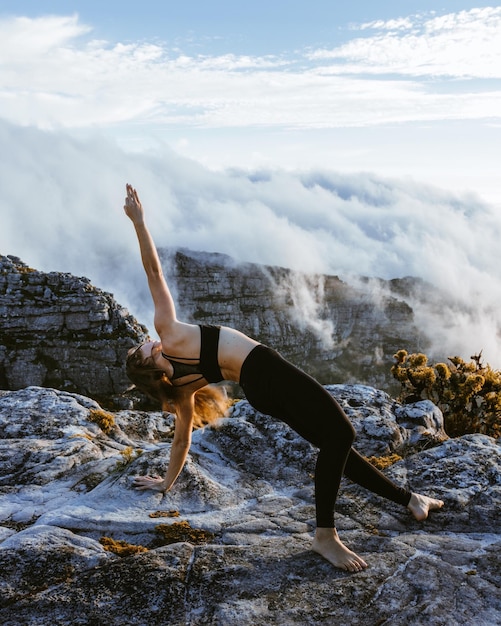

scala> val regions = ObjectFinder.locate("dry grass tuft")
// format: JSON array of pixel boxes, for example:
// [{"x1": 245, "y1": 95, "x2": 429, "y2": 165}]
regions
[
  {"x1": 99, "y1": 537, "x2": 148, "y2": 557},
  {"x1": 153, "y1": 521, "x2": 214, "y2": 547},
  {"x1": 88, "y1": 408, "x2": 115, "y2": 434}
]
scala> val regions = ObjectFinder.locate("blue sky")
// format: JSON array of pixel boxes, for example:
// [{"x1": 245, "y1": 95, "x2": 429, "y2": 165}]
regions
[
  {"x1": 2, "y1": 2, "x2": 490, "y2": 52},
  {"x1": 1, "y1": 2, "x2": 501, "y2": 364}
]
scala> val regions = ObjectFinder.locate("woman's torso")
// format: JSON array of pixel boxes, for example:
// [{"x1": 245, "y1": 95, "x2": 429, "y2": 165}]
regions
[{"x1": 159, "y1": 322, "x2": 260, "y2": 388}]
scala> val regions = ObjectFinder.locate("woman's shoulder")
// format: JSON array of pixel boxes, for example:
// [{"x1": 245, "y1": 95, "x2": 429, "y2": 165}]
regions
[{"x1": 159, "y1": 321, "x2": 201, "y2": 355}]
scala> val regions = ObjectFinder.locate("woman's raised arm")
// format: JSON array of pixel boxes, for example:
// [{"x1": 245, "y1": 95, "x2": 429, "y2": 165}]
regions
[{"x1": 124, "y1": 184, "x2": 177, "y2": 332}]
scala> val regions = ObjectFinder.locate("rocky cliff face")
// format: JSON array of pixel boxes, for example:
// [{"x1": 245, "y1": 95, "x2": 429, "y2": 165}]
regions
[
  {"x1": 0, "y1": 386, "x2": 499, "y2": 625},
  {"x1": 165, "y1": 249, "x2": 425, "y2": 388},
  {"x1": 0, "y1": 255, "x2": 148, "y2": 400}
]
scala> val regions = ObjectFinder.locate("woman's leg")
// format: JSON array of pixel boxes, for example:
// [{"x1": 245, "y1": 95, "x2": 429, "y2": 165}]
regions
[
  {"x1": 344, "y1": 447, "x2": 411, "y2": 506},
  {"x1": 241, "y1": 348, "x2": 369, "y2": 571},
  {"x1": 241, "y1": 347, "x2": 358, "y2": 528},
  {"x1": 239, "y1": 346, "x2": 442, "y2": 570}
]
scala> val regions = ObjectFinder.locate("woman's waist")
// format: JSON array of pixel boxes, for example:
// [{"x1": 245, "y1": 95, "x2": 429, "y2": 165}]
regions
[
  {"x1": 239, "y1": 344, "x2": 280, "y2": 385},
  {"x1": 217, "y1": 328, "x2": 261, "y2": 381}
]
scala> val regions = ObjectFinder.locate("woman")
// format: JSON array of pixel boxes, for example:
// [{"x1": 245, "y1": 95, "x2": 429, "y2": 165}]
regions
[{"x1": 124, "y1": 184, "x2": 443, "y2": 572}]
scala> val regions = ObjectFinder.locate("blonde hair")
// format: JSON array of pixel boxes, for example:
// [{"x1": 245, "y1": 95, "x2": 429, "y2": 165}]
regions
[{"x1": 125, "y1": 342, "x2": 229, "y2": 428}]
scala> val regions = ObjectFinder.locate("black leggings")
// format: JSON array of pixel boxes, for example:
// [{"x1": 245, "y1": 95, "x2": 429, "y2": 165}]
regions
[{"x1": 240, "y1": 345, "x2": 411, "y2": 528}]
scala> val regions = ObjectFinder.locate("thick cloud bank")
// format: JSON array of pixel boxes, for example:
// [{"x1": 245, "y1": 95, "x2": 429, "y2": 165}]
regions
[{"x1": 1, "y1": 118, "x2": 500, "y2": 367}]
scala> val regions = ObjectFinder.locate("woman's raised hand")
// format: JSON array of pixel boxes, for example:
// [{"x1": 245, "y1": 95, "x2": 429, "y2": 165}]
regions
[{"x1": 124, "y1": 184, "x2": 144, "y2": 224}]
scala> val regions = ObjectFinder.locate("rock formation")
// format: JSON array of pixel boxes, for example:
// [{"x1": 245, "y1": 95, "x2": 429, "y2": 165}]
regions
[
  {"x1": 164, "y1": 248, "x2": 426, "y2": 388},
  {"x1": 0, "y1": 386, "x2": 499, "y2": 625},
  {"x1": 0, "y1": 255, "x2": 148, "y2": 400}
]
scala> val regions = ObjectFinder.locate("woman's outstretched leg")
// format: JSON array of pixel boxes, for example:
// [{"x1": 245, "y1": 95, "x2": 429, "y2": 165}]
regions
[
  {"x1": 240, "y1": 346, "x2": 444, "y2": 571},
  {"x1": 344, "y1": 447, "x2": 411, "y2": 505},
  {"x1": 343, "y1": 447, "x2": 444, "y2": 518}
]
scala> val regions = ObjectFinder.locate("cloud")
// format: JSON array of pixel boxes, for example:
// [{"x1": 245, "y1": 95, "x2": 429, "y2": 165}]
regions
[
  {"x1": 0, "y1": 14, "x2": 91, "y2": 59},
  {"x1": 311, "y1": 7, "x2": 501, "y2": 79},
  {"x1": 0, "y1": 9, "x2": 500, "y2": 132},
  {"x1": 357, "y1": 17, "x2": 414, "y2": 31},
  {"x1": 1, "y1": 118, "x2": 500, "y2": 367}
]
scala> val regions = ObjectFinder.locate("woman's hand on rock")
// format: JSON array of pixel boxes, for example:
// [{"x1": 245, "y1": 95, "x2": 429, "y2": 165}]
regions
[{"x1": 132, "y1": 474, "x2": 167, "y2": 492}]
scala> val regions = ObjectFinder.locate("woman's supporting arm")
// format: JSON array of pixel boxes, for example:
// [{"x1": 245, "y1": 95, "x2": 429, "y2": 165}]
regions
[
  {"x1": 132, "y1": 393, "x2": 195, "y2": 492},
  {"x1": 162, "y1": 394, "x2": 194, "y2": 489}
]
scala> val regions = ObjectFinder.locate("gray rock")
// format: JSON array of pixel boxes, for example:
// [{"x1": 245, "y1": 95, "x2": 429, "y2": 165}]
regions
[
  {"x1": 0, "y1": 255, "x2": 148, "y2": 399},
  {"x1": 0, "y1": 386, "x2": 499, "y2": 625}
]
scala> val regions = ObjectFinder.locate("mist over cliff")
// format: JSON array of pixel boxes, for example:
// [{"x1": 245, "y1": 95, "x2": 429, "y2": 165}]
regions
[{"x1": 1, "y1": 118, "x2": 500, "y2": 367}]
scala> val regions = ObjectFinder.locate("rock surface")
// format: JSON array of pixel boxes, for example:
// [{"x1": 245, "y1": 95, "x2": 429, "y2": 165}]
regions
[
  {"x1": 0, "y1": 386, "x2": 499, "y2": 625},
  {"x1": 0, "y1": 255, "x2": 148, "y2": 399}
]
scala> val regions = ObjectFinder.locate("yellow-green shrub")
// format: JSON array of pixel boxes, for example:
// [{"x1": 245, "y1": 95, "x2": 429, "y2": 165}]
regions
[
  {"x1": 391, "y1": 350, "x2": 500, "y2": 438},
  {"x1": 114, "y1": 446, "x2": 143, "y2": 471},
  {"x1": 366, "y1": 453, "x2": 403, "y2": 470},
  {"x1": 153, "y1": 521, "x2": 214, "y2": 547}
]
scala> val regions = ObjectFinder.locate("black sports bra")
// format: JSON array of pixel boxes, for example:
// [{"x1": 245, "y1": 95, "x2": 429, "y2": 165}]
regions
[{"x1": 161, "y1": 324, "x2": 224, "y2": 386}]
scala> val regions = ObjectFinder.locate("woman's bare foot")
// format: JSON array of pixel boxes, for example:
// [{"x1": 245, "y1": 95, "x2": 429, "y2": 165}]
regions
[
  {"x1": 312, "y1": 528, "x2": 368, "y2": 572},
  {"x1": 407, "y1": 492, "x2": 444, "y2": 521}
]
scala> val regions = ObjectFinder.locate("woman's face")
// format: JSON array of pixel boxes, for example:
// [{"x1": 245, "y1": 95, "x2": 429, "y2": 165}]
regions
[{"x1": 127, "y1": 341, "x2": 160, "y2": 364}]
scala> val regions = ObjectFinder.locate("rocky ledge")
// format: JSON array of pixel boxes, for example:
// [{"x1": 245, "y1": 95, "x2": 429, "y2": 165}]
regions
[{"x1": 0, "y1": 386, "x2": 499, "y2": 626}]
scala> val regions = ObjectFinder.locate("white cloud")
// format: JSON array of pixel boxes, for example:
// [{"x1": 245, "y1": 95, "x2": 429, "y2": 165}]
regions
[
  {"x1": 311, "y1": 7, "x2": 501, "y2": 78},
  {"x1": 358, "y1": 17, "x2": 414, "y2": 31},
  {"x1": 0, "y1": 14, "x2": 91, "y2": 61},
  {"x1": 1, "y1": 8, "x2": 500, "y2": 374},
  {"x1": 1, "y1": 119, "x2": 500, "y2": 367},
  {"x1": 0, "y1": 9, "x2": 500, "y2": 133}
]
